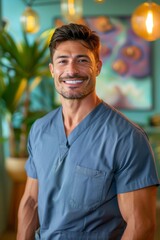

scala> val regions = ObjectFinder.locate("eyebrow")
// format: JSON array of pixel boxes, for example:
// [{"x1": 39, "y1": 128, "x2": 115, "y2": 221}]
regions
[{"x1": 55, "y1": 55, "x2": 90, "y2": 60}]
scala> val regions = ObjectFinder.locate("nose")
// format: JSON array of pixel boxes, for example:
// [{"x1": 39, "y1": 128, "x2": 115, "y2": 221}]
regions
[{"x1": 66, "y1": 62, "x2": 79, "y2": 76}]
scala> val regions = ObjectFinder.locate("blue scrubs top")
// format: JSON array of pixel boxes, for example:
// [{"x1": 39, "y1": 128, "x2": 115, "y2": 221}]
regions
[{"x1": 26, "y1": 102, "x2": 160, "y2": 240}]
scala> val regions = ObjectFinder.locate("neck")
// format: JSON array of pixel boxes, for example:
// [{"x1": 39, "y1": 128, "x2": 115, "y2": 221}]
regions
[{"x1": 61, "y1": 93, "x2": 102, "y2": 136}]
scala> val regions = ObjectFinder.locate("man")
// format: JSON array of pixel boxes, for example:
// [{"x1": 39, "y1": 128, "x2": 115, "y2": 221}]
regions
[{"x1": 17, "y1": 23, "x2": 159, "y2": 240}]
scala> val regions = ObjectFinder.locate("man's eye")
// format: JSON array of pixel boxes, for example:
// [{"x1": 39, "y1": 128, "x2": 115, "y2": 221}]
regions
[
  {"x1": 58, "y1": 60, "x2": 67, "y2": 64},
  {"x1": 79, "y1": 59, "x2": 88, "y2": 63}
]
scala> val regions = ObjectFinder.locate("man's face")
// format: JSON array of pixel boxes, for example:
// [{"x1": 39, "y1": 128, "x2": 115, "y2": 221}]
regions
[{"x1": 49, "y1": 40, "x2": 102, "y2": 100}]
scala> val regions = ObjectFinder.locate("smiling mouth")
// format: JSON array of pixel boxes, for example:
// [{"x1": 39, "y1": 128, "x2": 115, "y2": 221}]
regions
[{"x1": 64, "y1": 80, "x2": 83, "y2": 84}]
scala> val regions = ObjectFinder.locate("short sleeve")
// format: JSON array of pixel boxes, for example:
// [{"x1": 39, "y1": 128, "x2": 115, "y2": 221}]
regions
[
  {"x1": 25, "y1": 123, "x2": 38, "y2": 179},
  {"x1": 115, "y1": 128, "x2": 160, "y2": 194}
]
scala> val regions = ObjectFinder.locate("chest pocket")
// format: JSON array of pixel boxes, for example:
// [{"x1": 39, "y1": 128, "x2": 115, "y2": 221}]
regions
[{"x1": 70, "y1": 165, "x2": 106, "y2": 210}]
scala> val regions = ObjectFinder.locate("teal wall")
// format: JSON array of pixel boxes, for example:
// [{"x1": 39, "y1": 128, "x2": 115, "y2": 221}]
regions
[{"x1": 0, "y1": 0, "x2": 160, "y2": 233}]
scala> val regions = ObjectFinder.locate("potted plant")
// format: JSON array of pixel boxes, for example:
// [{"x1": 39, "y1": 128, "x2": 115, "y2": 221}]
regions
[
  {"x1": 0, "y1": 29, "x2": 59, "y2": 230},
  {"x1": 0, "y1": 29, "x2": 53, "y2": 181}
]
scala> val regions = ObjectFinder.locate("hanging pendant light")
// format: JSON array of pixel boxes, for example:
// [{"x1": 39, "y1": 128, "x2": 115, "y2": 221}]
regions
[
  {"x1": 61, "y1": 0, "x2": 83, "y2": 22},
  {"x1": 95, "y1": 0, "x2": 106, "y2": 3},
  {"x1": 131, "y1": 1, "x2": 160, "y2": 41},
  {"x1": 20, "y1": 6, "x2": 40, "y2": 34}
]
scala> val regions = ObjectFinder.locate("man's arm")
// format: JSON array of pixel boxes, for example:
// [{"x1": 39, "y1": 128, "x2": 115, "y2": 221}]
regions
[
  {"x1": 118, "y1": 186, "x2": 157, "y2": 240},
  {"x1": 17, "y1": 177, "x2": 39, "y2": 240}
]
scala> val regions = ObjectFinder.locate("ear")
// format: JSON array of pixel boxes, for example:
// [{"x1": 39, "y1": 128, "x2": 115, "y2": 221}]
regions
[
  {"x1": 96, "y1": 60, "x2": 102, "y2": 76},
  {"x1": 49, "y1": 63, "x2": 54, "y2": 77}
]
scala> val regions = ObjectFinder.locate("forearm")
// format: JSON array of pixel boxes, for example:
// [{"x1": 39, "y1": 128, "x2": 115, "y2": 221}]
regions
[{"x1": 17, "y1": 196, "x2": 39, "y2": 240}]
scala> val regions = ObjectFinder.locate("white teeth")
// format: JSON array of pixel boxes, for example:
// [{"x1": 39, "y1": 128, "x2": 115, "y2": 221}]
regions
[{"x1": 65, "y1": 80, "x2": 83, "y2": 84}]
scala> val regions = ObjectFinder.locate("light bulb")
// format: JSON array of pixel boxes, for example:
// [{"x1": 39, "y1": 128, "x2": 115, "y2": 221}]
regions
[
  {"x1": 61, "y1": 0, "x2": 83, "y2": 22},
  {"x1": 68, "y1": 0, "x2": 75, "y2": 16},
  {"x1": 146, "y1": 10, "x2": 153, "y2": 34},
  {"x1": 20, "y1": 7, "x2": 40, "y2": 33},
  {"x1": 95, "y1": 0, "x2": 105, "y2": 3},
  {"x1": 131, "y1": 2, "x2": 160, "y2": 41}
]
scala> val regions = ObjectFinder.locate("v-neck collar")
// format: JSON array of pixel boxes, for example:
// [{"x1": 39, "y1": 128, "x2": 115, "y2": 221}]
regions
[{"x1": 56, "y1": 102, "x2": 105, "y2": 148}]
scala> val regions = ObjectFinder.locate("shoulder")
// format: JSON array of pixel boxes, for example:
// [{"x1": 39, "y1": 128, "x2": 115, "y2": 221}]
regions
[
  {"x1": 30, "y1": 106, "x2": 61, "y2": 136},
  {"x1": 101, "y1": 102, "x2": 148, "y2": 139},
  {"x1": 100, "y1": 102, "x2": 151, "y2": 155}
]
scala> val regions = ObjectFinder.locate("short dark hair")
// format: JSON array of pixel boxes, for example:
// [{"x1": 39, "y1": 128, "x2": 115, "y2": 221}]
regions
[{"x1": 49, "y1": 23, "x2": 100, "y2": 62}]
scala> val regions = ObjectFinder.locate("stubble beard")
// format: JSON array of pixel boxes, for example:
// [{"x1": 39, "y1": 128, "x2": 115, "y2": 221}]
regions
[{"x1": 56, "y1": 86, "x2": 95, "y2": 100}]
